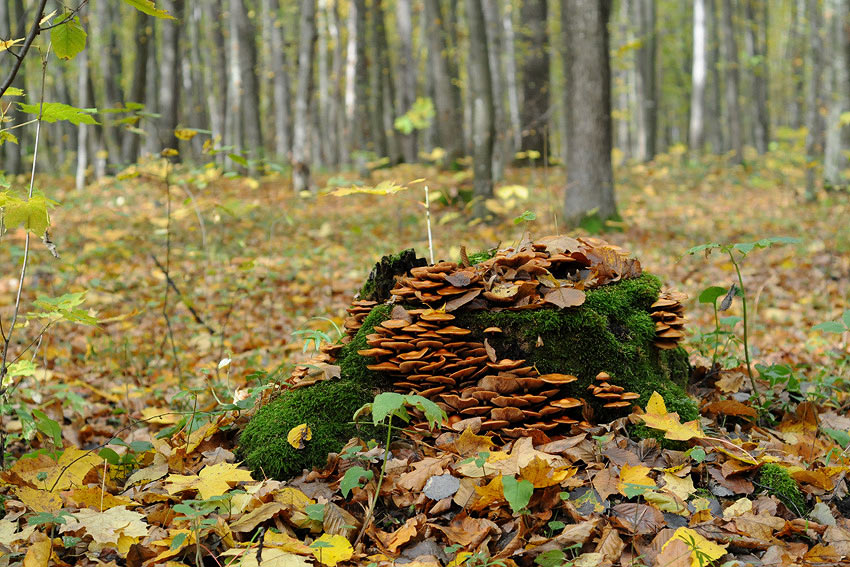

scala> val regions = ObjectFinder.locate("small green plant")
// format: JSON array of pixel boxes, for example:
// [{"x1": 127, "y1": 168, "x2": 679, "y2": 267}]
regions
[
  {"x1": 291, "y1": 317, "x2": 343, "y2": 354},
  {"x1": 501, "y1": 474, "x2": 533, "y2": 515},
  {"x1": 688, "y1": 237, "x2": 801, "y2": 397},
  {"x1": 350, "y1": 392, "x2": 446, "y2": 547}
]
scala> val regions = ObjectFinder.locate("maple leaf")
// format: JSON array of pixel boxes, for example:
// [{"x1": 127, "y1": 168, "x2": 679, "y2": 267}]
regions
[
  {"x1": 60, "y1": 506, "x2": 149, "y2": 548},
  {"x1": 287, "y1": 424, "x2": 312, "y2": 449},
  {"x1": 520, "y1": 456, "x2": 575, "y2": 488},
  {"x1": 639, "y1": 392, "x2": 704, "y2": 441},
  {"x1": 165, "y1": 462, "x2": 254, "y2": 500},
  {"x1": 23, "y1": 532, "x2": 51, "y2": 567},
  {"x1": 0, "y1": 518, "x2": 36, "y2": 546},
  {"x1": 15, "y1": 486, "x2": 62, "y2": 514}
]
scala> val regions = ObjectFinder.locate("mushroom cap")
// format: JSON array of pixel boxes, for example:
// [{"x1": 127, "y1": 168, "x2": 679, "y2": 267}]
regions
[
  {"x1": 539, "y1": 373, "x2": 579, "y2": 385},
  {"x1": 551, "y1": 397, "x2": 582, "y2": 409},
  {"x1": 483, "y1": 326, "x2": 503, "y2": 334},
  {"x1": 603, "y1": 401, "x2": 633, "y2": 409}
]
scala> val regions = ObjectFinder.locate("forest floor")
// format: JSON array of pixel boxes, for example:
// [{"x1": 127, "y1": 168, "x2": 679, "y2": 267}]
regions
[{"x1": 0, "y1": 143, "x2": 849, "y2": 566}]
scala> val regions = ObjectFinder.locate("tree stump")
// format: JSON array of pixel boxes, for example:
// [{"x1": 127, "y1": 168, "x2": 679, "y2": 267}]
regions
[{"x1": 239, "y1": 237, "x2": 694, "y2": 479}]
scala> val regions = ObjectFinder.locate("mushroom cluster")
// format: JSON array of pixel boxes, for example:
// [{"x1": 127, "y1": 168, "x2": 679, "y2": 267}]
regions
[
  {"x1": 651, "y1": 290, "x2": 688, "y2": 350},
  {"x1": 355, "y1": 305, "x2": 642, "y2": 441},
  {"x1": 286, "y1": 235, "x2": 687, "y2": 437},
  {"x1": 388, "y1": 235, "x2": 642, "y2": 312}
]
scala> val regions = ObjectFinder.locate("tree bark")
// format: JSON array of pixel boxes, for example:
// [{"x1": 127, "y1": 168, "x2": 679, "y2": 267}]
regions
[
  {"x1": 266, "y1": 0, "x2": 291, "y2": 162},
  {"x1": 394, "y1": 0, "x2": 418, "y2": 163},
  {"x1": 369, "y1": 0, "x2": 389, "y2": 158},
  {"x1": 292, "y1": 0, "x2": 317, "y2": 192},
  {"x1": 465, "y1": 0, "x2": 495, "y2": 217},
  {"x1": 824, "y1": 0, "x2": 849, "y2": 191},
  {"x1": 743, "y1": 0, "x2": 769, "y2": 154},
  {"x1": 633, "y1": 0, "x2": 657, "y2": 161},
  {"x1": 424, "y1": 0, "x2": 464, "y2": 167},
  {"x1": 482, "y1": 0, "x2": 506, "y2": 179},
  {"x1": 76, "y1": 32, "x2": 91, "y2": 190},
  {"x1": 121, "y1": 11, "x2": 150, "y2": 164},
  {"x1": 502, "y1": 3, "x2": 522, "y2": 152},
  {"x1": 707, "y1": 0, "x2": 724, "y2": 153},
  {"x1": 158, "y1": 0, "x2": 184, "y2": 158},
  {"x1": 231, "y1": 0, "x2": 262, "y2": 174},
  {"x1": 519, "y1": 0, "x2": 550, "y2": 162},
  {"x1": 805, "y1": 0, "x2": 825, "y2": 199},
  {"x1": 720, "y1": 0, "x2": 742, "y2": 163},
  {"x1": 201, "y1": 0, "x2": 228, "y2": 166},
  {"x1": 690, "y1": 0, "x2": 707, "y2": 151},
  {"x1": 94, "y1": 0, "x2": 122, "y2": 169},
  {"x1": 562, "y1": 0, "x2": 617, "y2": 227}
]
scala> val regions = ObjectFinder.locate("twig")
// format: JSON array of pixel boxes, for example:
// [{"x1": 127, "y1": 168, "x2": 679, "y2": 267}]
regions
[
  {"x1": 150, "y1": 254, "x2": 216, "y2": 335},
  {"x1": 0, "y1": 0, "x2": 48, "y2": 99}
]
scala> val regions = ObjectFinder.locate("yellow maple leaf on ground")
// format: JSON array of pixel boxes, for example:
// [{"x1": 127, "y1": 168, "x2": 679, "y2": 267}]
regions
[
  {"x1": 221, "y1": 547, "x2": 312, "y2": 567},
  {"x1": 22, "y1": 532, "x2": 51, "y2": 567},
  {"x1": 60, "y1": 506, "x2": 149, "y2": 549},
  {"x1": 310, "y1": 533, "x2": 353, "y2": 567},
  {"x1": 165, "y1": 462, "x2": 254, "y2": 500},
  {"x1": 15, "y1": 486, "x2": 62, "y2": 513},
  {"x1": 640, "y1": 392, "x2": 704, "y2": 441},
  {"x1": 520, "y1": 456, "x2": 576, "y2": 488},
  {"x1": 662, "y1": 527, "x2": 728, "y2": 567},
  {"x1": 618, "y1": 463, "x2": 656, "y2": 497},
  {"x1": 287, "y1": 424, "x2": 312, "y2": 449}
]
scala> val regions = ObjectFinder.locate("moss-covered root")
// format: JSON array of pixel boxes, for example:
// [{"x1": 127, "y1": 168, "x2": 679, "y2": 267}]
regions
[
  {"x1": 758, "y1": 463, "x2": 807, "y2": 516},
  {"x1": 237, "y1": 379, "x2": 375, "y2": 480}
]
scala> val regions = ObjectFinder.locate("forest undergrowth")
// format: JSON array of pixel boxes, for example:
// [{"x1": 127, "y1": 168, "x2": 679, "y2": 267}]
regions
[{"x1": 1, "y1": 144, "x2": 849, "y2": 566}]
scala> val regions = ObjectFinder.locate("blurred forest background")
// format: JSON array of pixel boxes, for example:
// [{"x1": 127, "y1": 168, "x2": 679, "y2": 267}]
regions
[{"x1": 2, "y1": 0, "x2": 848, "y2": 219}]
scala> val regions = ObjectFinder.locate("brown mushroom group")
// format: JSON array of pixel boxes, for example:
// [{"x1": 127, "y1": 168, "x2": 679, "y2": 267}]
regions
[
  {"x1": 651, "y1": 290, "x2": 688, "y2": 350},
  {"x1": 285, "y1": 235, "x2": 686, "y2": 439}
]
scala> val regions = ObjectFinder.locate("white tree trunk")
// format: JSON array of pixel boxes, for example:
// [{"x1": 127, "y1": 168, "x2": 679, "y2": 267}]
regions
[
  {"x1": 824, "y1": 0, "x2": 849, "y2": 190},
  {"x1": 689, "y1": 0, "x2": 707, "y2": 151},
  {"x1": 292, "y1": 0, "x2": 317, "y2": 192}
]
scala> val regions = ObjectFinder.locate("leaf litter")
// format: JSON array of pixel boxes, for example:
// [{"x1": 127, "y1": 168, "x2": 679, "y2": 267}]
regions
[{"x1": 0, "y1": 154, "x2": 848, "y2": 565}]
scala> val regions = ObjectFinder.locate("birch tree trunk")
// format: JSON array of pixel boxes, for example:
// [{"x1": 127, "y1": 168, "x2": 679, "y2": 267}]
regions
[
  {"x1": 690, "y1": 0, "x2": 707, "y2": 151},
  {"x1": 720, "y1": 0, "x2": 742, "y2": 163},
  {"x1": 344, "y1": 0, "x2": 368, "y2": 160},
  {"x1": 519, "y1": 0, "x2": 550, "y2": 161},
  {"x1": 465, "y1": 0, "x2": 495, "y2": 217},
  {"x1": 292, "y1": 0, "x2": 317, "y2": 192},
  {"x1": 562, "y1": 0, "x2": 617, "y2": 227},
  {"x1": 317, "y1": 1, "x2": 331, "y2": 165},
  {"x1": 329, "y1": 2, "x2": 344, "y2": 165},
  {"x1": 395, "y1": 0, "x2": 418, "y2": 163},
  {"x1": 424, "y1": 0, "x2": 464, "y2": 167},
  {"x1": 76, "y1": 35, "x2": 91, "y2": 190},
  {"x1": 824, "y1": 0, "x2": 849, "y2": 191},
  {"x1": 707, "y1": 0, "x2": 724, "y2": 152},
  {"x1": 94, "y1": 0, "x2": 122, "y2": 169},
  {"x1": 231, "y1": 0, "x2": 263, "y2": 174}
]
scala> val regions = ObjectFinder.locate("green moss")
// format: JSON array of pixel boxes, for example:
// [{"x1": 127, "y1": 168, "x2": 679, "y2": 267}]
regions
[
  {"x1": 338, "y1": 304, "x2": 393, "y2": 389},
  {"x1": 466, "y1": 250, "x2": 496, "y2": 265},
  {"x1": 237, "y1": 378, "x2": 377, "y2": 480},
  {"x1": 758, "y1": 463, "x2": 807, "y2": 516}
]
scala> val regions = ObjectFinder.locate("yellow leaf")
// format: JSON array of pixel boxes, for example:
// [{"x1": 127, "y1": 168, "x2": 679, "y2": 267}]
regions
[
  {"x1": 662, "y1": 527, "x2": 728, "y2": 567},
  {"x1": 447, "y1": 551, "x2": 472, "y2": 567},
  {"x1": 0, "y1": 518, "x2": 36, "y2": 545},
  {"x1": 60, "y1": 506, "x2": 149, "y2": 547},
  {"x1": 287, "y1": 424, "x2": 312, "y2": 449},
  {"x1": 23, "y1": 532, "x2": 51, "y2": 567},
  {"x1": 0, "y1": 38, "x2": 23, "y2": 53},
  {"x1": 165, "y1": 462, "x2": 254, "y2": 500},
  {"x1": 617, "y1": 464, "x2": 655, "y2": 497},
  {"x1": 661, "y1": 472, "x2": 696, "y2": 501},
  {"x1": 63, "y1": 486, "x2": 135, "y2": 510},
  {"x1": 722, "y1": 497, "x2": 753, "y2": 520},
  {"x1": 520, "y1": 456, "x2": 575, "y2": 488},
  {"x1": 174, "y1": 128, "x2": 198, "y2": 140},
  {"x1": 453, "y1": 427, "x2": 496, "y2": 457},
  {"x1": 15, "y1": 486, "x2": 62, "y2": 513},
  {"x1": 640, "y1": 392, "x2": 704, "y2": 441},
  {"x1": 264, "y1": 530, "x2": 314, "y2": 555},
  {"x1": 470, "y1": 476, "x2": 504, "y2": 510},
  {"x1": 45, "y1": 447, "x2": 103, "y2": 491},
  {"x1": 310, "y1": 533, "x2": 353, "y2": 567}
]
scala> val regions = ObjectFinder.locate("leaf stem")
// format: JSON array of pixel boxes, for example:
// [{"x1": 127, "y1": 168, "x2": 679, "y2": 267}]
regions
[
  {"x1": 730, "y1": 252, "x2": 758, "y2": 396},
  {"x1": 353, "y1": 421, "x2": 393, "y2": 548}
]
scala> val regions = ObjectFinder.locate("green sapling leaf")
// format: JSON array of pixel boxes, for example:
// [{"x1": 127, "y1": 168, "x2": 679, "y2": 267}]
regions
[
  {"x1": 502, "y1": 475, "x2": 533, "y2": 514},
  {"x1": 698, "y1": 286, "x2": 727, "y2": 305}
]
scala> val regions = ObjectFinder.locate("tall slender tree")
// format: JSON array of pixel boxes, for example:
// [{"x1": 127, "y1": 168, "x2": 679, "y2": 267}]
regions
[
  {"x1": 562, "y1": 0, "x2": 617, "y2": 227},
  {"x1": 158, "y1": 0, "x2": 184, "y2": 157},
  {"x1": 720, "y1": 0, "x2": 742, "y2": 163},
  {"x1": 394, "y1": 0, "x2": 418, "y2": 163},
  {"x1": 804, "y1": 0, "x2": 825, "y2": 200},
  {"x1": 633, "y1": 0, "x2": 657, "y2": 161},
  {"x1": 268, "y1": 0, "x2": 292, "y2": 162},
  {"x1": 292, "y1": 0, "x2": 317, "y2": 192},
  {"x1": 1, "y1": 0, "x2": 26, "y2": 174},
  {"x1": 824, "y1": 0, "x2": 848, "y2": 190},
  {"x1": 690, "y1": 0, "x2": 707, "y2": 151},
  {"x1": 344, "y1": 0, "x2": 368, "y2": 161},
  {"x1": 466, "y1": 0, "x2": 495, "y2": 216},
  {"x1": 744, "y1": 0, "x2": 769, "y2": 154},
  {"x1": 424, "y1": 0, "x2": 464, "y2": 166},
  {"x1": 518, "y1": 0, "x2": 550, "y2": 161}
]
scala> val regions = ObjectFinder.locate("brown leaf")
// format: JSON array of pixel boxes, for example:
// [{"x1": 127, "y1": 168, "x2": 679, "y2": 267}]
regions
[
  {"x1": 592, "y1": 467, "x2": 619, "y2": 501},
  {"x1": 542, "y1": 287, "x2": 586, "y2": 309},
  {"x1": 652, "y1": 537, "x2": 691, "y2": 567},
  {"x1": 444, "y1": 288, "x2": 482, "y2": 312},
  {"x1": 594, "y1": 525, "x2": 625, "y2": 561},
  {"x1": 611, "y1": 503, "x2": 664, "y2": 535}
]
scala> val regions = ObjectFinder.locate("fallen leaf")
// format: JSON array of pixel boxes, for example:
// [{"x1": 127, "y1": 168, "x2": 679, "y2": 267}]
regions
[
  {"x1": 639, "y1": 392, "x2": 704, "y2": 441},
  {"x1": 310, "y1": 533, "x2": 353, "y2": 567},
  {"x1": 662, "y1": 527, "x2": 728, "y2": 567},
  {"x1": 287, "y1": 424, "x2": 313, "y2": 449}
]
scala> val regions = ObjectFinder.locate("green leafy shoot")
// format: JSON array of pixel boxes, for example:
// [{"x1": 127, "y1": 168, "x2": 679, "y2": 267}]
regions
[
  {"x1": 340, "y1": 466, "x2": 373, "y2": 498},
  {"x1": 51, "y1": 14, "x2": 87, "y2": 60},
  {"x1": 121, "y1": 0, "x2": 175, "y2": 19},
  {"x1": 502, "y1": 475, "x2": 533, "y2": 514},
  {"x1": 29, "y1": 292, "x2": 99, "y2": 326}
]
